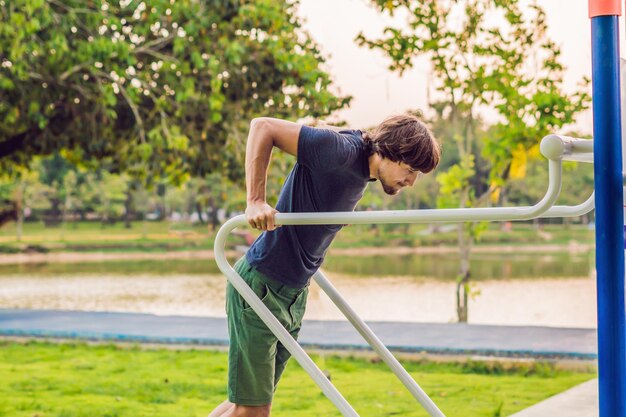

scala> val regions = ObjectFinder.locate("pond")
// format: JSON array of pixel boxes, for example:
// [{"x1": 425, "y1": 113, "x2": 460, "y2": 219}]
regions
[{"x1": 0, "y1": 251, "x2": 597, "y2": 328}]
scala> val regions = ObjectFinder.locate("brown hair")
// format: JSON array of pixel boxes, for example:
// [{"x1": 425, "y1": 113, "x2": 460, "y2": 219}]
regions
[{"x1": 364, "y1": 114, "x2": 441, "y2": 173}]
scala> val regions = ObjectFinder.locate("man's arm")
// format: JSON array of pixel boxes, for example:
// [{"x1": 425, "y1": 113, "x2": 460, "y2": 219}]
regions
[{"x1": 245, "y1": 117, "x2": 301, "y2": 231}]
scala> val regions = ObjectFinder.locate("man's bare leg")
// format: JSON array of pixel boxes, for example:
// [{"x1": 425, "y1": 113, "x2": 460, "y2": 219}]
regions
[
  {"x1": 208, "y1": 400, "x2": 234, "y2": 417},
  {"x1": 208, "y1": 401, "x2": 271, "y2": 417}
]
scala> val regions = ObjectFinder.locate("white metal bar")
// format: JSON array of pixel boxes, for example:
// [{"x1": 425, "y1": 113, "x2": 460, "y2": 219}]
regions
[
  {"x1": 270, "y1": 159, "x2": 562, "y2": 225},
  {"x1": 313, "y1": 269, "x2": 446, "y2": 417},
  {"x1": 541, "y1": 192, "x2": 595, "y2": 218},
  {"x1": 540, "y1": 135, "x2": 594, "y2": 163}
]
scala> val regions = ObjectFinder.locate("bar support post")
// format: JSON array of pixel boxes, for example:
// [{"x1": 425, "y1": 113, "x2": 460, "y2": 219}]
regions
[{"x1": 589, "y1": 1, "x2": 626, "y2": 415}]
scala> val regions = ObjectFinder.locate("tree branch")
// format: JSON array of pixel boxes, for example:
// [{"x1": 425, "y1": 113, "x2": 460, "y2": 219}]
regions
[
  {"x1": 60, "y1": 62, "x2": 94, "y2": 82},
  {"x1": 94, "y1": 70, "x2": 146, "y2": 144},
  {"x1": 135, "y1": 34, "x2": 176, "y2": 54},
  {"x1": 134, "y1": 48, "x2": 177, "y2": 63},
  {"x1": 47, "y1": 0, "x2": 101, "y2": 15}
]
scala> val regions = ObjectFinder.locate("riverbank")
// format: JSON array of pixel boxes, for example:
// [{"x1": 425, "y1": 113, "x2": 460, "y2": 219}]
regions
[
  {"x1": 0, "y1": 221, "x2": 595, "y2": 256},
  {"x1": 0, "y1": 242, "x2": 593, "y2": 264}
]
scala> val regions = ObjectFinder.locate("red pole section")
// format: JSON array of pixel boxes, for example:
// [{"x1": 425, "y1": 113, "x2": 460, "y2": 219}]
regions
[{"x1": 589, "y1": 0, "x2": 622, "y2": 17}]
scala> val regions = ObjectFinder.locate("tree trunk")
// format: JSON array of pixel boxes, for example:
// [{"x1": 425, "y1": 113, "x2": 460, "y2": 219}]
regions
[
  {"x1": 456, "y1": 223, "x2": 472, "y2": 323},
  {"x1": 61, "y1": 192, "x2": 70, "y2": 242},
  {"x1": 195, "y1": 202, "x2": 205, "y2": 225},
  {"x1": 456, "y1": 185, "x2": 473, "y2": 323},
  {"x1": 533, "y1": 217, "x2": 540, "y2": 230},
  {"x1": 100, "y1": 198, "x2": 109, "y2": 228},
  {"x1": 456, "y1": 273, "x2": 469, "y2": 323},
  {"x1": 124, "y1": 187, "x2": 133, "y2": 229},
  {"x1": 16, "y1": 183, "x2": 23, "y2": 242},
  {"x1": 48, "y1": 197, "x2": 62, "y2": 226},
  {"x1": 563, "y1": 216, "x2": 571, "y2": 230}
]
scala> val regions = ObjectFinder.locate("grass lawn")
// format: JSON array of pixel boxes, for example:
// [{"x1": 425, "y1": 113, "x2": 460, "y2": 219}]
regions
[
  {"x1": 0, "y1": 220, "x2": 594, "y2": 254},
  {"x1": 0, "y1": 221, "x2": 216, "y2": 253},
  {"x1": 0, "y1": 341, "x2": 595, "y2": 417}
]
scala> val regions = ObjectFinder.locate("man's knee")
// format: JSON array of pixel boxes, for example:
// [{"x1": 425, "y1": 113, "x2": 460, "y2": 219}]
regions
[{"x1": 232, "y1": 404, "x2": 271, "y2": 417}]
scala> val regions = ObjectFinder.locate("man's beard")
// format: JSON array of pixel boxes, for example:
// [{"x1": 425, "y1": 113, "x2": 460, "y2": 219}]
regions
[{"x1": 381, "y1": 180, "x2": 399, "y2": 195}]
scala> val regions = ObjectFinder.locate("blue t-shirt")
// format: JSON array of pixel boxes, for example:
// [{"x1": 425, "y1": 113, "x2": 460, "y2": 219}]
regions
[{"x1": 246, "y1": 125, "x2": 371, "y2": 288}]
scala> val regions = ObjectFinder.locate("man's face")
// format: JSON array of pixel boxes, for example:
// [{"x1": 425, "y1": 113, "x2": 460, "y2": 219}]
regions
[{"x1": 377, "y1": 159, "x2": 421, "y2": 196}]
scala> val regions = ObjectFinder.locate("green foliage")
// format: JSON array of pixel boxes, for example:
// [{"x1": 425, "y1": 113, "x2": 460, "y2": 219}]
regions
[
  {"x1": 437, "y1": 154, "x2": 475, "y2": 209},
  {"x1": 0, "y1": 0, "x2": 350, "y2": 184},
  {"x1": 0, "y1": 152, "x2": 252, "y2": 228},
  {"x1": 359, "y1": 0, "x2": 589, "y2": 197}
]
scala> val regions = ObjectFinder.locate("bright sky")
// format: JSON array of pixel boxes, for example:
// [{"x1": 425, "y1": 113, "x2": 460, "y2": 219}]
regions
[{"x1": 297, "y1": 0, "x2": 626, "y2": 135}]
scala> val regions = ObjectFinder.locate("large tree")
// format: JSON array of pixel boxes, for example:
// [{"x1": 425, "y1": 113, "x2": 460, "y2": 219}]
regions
[
  {"x1": 0, "y1": 0, "x2": 350, "y2": 184},
  {"x1": 358, "y1": 0, "x2": 589, "y2": 322}
]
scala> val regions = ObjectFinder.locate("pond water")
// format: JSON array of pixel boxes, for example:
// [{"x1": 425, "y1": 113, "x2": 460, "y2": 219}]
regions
[{"x1": 0, "y1": 251, "x2": 597, "y2": 328}]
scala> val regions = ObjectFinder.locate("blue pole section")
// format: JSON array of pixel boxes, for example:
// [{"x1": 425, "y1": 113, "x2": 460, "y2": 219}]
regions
[{"x1": 590, "y1": 15, "x2": 626, "y2": 417}]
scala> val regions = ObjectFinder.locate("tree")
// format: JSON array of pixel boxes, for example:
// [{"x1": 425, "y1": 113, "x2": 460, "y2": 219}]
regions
[
  {"x1": 0, "y1": 163, "x2": 54, "y2": 238},
  {"x1": 0, "y1": 0, "x2": 350, "y2": 185},
  {"x1": 358, "y1": 0, "x2": 589, "y2": 322}
]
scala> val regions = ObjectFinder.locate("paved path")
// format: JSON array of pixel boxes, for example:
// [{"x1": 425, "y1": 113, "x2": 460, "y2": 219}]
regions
[
  {"x1": 509, "y1": 379, "x2": 598, "y2": 417},
  {"x1": 0, "y1": 308, "x2": 597, "y2": 359}
]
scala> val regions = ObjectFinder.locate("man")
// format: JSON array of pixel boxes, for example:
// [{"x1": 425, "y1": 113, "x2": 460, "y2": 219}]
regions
[{"x1": 209, "y1": 114, "x2": 441, "y2": 417}]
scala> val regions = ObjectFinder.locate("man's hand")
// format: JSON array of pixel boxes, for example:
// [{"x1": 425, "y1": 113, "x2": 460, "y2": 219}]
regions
[{"x1": 245, "y1": 201, "x2": 280, "y2": 231}]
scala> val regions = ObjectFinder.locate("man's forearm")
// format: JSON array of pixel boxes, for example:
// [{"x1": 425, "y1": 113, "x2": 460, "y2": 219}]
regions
[{"x1": 245, "y1": 120, "x2": 273, "y2": 204}]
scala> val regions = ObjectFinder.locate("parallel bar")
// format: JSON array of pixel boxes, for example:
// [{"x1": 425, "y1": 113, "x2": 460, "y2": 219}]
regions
[
  {"x1": 590, "y1": 13, "x2": 626, "y2": 417},
  {"x1": 313, "y1": 269, "x2": 445, "y2": 417},
  {"x1": 271, "y1": 160, "x2": 562, "y2": 225},
  {"x1": 214, "y1": 132, "x2": 595, "y2": 416}
]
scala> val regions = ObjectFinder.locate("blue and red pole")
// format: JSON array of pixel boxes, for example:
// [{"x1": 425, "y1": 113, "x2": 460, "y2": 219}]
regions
[{"x1": 589, "y1": 1, "x2": 626, "y2": 416}]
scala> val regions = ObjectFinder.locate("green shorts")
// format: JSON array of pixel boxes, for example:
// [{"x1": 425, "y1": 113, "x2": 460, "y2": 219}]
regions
[{"x1": 226, "y1": 256, "x2": 309, "y2": 405}]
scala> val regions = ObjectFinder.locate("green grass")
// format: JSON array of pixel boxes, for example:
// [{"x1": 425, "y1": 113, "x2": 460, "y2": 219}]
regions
[
  {"x1": 0, "y1": 220, "x2": 594, "y2": 255},
  {"x1": 0, "y1": 341, "x2": 595, "y2": 417},
  {"x1": 0, "y1": 221, "x2": 219, "y2": 253}
]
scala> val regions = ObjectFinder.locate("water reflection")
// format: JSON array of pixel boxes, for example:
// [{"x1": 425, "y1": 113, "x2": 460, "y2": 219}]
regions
[
  {"x1": 0, "y1": 251, "x2": 594, "y2": 281},
  {"x1": 0, "y1": 272, "x2": 597, "y2": 328},
  {"x1": 323, "y1": 252, "x2": 593, "y2": 280},
  {"x1": 0, "y1": 251, "x2": 597, "y2": 328}
]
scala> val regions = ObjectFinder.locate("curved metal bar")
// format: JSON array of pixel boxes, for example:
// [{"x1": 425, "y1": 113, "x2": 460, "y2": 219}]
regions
[{"x1": 541, "y1": 192, "x2": 595, "y2": 218}]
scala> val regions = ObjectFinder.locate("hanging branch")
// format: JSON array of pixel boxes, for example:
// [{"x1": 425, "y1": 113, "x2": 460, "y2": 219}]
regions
[{"x1": 94, "y1": 70, "x2": 146, "y2": 144}]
